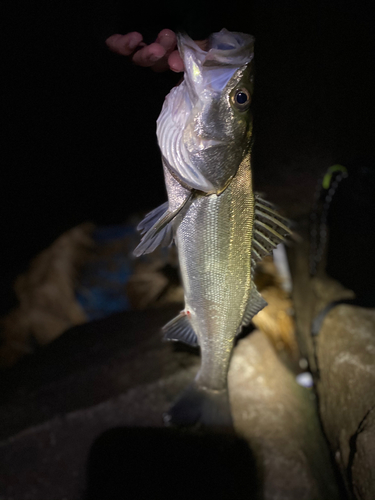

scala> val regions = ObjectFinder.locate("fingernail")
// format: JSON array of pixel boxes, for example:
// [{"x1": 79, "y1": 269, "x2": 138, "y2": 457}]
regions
[
  {"x1": 150, "y1": 55, "x2": 161, "y2": 62},
  {"x1": 170, "y1": 64, "x2": 182, "y2": 72}
]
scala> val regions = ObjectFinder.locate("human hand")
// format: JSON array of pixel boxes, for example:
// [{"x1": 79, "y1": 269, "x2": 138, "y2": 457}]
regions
[{"x1": 105, "y1": 29, "x2": 184, "y2": 73}]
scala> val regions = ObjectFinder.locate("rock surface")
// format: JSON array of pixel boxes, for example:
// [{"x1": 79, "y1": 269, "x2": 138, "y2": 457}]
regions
[
  {"x1": 230, "y1": 332, "x2": 340, "y2": 500},
  {"x1": 0, "y1": 306, "x2": 341, "y2": 500},
  {"x1": 289, "y1": 228, "x2": 375, "y2": 499},
  {"x1": 316, "y1": 306, "x2": 375, "y2": 499}
]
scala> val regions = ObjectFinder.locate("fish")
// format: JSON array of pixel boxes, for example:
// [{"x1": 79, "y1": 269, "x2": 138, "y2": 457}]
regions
[{"x1": 134, "y1": 28, "x2": 291, "y2": 428}]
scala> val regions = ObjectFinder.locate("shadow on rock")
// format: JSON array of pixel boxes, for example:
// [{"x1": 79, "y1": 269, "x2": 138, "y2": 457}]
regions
[{"x1": 85, "y1": 427, "x2": 261, "y2": 500}]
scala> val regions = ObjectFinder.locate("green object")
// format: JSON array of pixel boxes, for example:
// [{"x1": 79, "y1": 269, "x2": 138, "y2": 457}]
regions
[{"x1": 322, "y1": 164, "x2": 347, "y2": 189}]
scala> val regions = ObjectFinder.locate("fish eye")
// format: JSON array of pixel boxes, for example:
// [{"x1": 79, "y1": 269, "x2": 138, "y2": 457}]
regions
[{"x1": 232, "y1": 88, "x2": 251, "y2": 111}]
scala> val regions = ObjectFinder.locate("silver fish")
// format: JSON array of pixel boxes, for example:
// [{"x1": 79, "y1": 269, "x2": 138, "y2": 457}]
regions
[{"x1": 134, "y1": 29, "x2": 291, "y2": 428}]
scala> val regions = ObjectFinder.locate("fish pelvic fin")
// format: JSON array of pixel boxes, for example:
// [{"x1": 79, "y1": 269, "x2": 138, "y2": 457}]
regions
[
  {"x1": 251, "y1": 194, "x2": 293, "y2": 270},
  {"x1": 162, "y1": 311, "x2": 199, "y2": 347},
  {"x1": 164, "y1": 382, "x2": 233, "y2": 430},
  {"x1": 133, "y1": 194, "x2": 192, "y2": 257}
]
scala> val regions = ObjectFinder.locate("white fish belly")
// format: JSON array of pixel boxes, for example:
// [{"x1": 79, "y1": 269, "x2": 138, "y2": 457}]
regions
[{"x1": 176, "y1": 156, "x2": 255, "y2": 390}]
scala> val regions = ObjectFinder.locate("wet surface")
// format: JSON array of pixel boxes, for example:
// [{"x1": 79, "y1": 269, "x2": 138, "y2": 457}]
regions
[
  {"x1": 290, "y1": 228, "x2": 375, "y2": 499},
  {"x1": 0, "y1": 306, "x2": 341, "y2": 500}
]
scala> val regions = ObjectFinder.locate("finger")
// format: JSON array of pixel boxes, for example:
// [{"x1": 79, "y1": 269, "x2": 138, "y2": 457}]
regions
[
  {"x1": 156, "y1": 29, "x2": 177, "y2": 53},
  {"x1": 168, "y1": 50, "x2": 184, "y2": 72},
  {"x1": 150, "y1": 29, "x2": 178, "y2": 72},
  {"x1": 132, "y1": 42, "x2": 166, "y2": 67},
  {"x1": 105, "y1": 32, "x2": 143, "y2": 56},
  {"x1": 150, "y1": 57, "x2": 170, "y2": 73}
]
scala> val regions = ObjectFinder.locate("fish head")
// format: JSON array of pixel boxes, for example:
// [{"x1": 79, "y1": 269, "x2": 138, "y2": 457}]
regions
[{"x1": 157, "y1": 29, "x2": 254, "y2": 193}]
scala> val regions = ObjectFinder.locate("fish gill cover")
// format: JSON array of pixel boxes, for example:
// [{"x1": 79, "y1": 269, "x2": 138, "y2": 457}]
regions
[{"x1": 156, "y1": 29, "x2": 254, "y2": 193}]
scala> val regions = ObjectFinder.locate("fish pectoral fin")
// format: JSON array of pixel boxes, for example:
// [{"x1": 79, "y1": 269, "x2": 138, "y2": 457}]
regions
[
  {"x1": 240, "y1": 282, "x2": 267, "y2": 329},
  {"x1": 162, "y1": 312, "x2": 199, "y2": 347},
  {"x1": 133, "y1": 194, "x2": 192, "y2": 257},
  {"x1": 136, "y1": 201, "x2": 169, "y2": 235},
  {"x1": 251, "y1": 194, "x2": 293, "y2": 268}
]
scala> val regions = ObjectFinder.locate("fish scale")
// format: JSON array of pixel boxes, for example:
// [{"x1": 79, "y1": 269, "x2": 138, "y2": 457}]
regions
[
  {"x1": 133, "y1": 29, "x2": 291, "y2": 427},
  {"x1": 177, "y1": 154, "x2": 255, "y2": 390}
]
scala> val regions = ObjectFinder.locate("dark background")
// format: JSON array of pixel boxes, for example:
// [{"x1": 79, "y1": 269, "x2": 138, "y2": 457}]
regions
[{"x1": 2, "y1": 0, "x2": 375, "y2": 313}]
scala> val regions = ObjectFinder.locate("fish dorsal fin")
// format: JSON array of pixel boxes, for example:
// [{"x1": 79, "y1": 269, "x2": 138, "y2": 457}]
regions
[
  {"x1": 162, "y1": 311, "x2": 199, "y2": 347},
  {"x1": 240, "y1": 282, "x2": 267, "y2": 329},
  {"x1": 251, "y1": 194, "x2": 292, "y2": 269},
  {"x1": 133, "y1": 194, "x2": 192, "y2": 257}
]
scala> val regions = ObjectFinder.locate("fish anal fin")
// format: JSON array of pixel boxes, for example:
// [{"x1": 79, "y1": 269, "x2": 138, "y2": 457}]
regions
[
  {"x1": 162, "y1": 311, "x2": 199, "y2": 347},
  {"x1": 241, "y1": 282, "x2": 267, "y2": 329}
]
